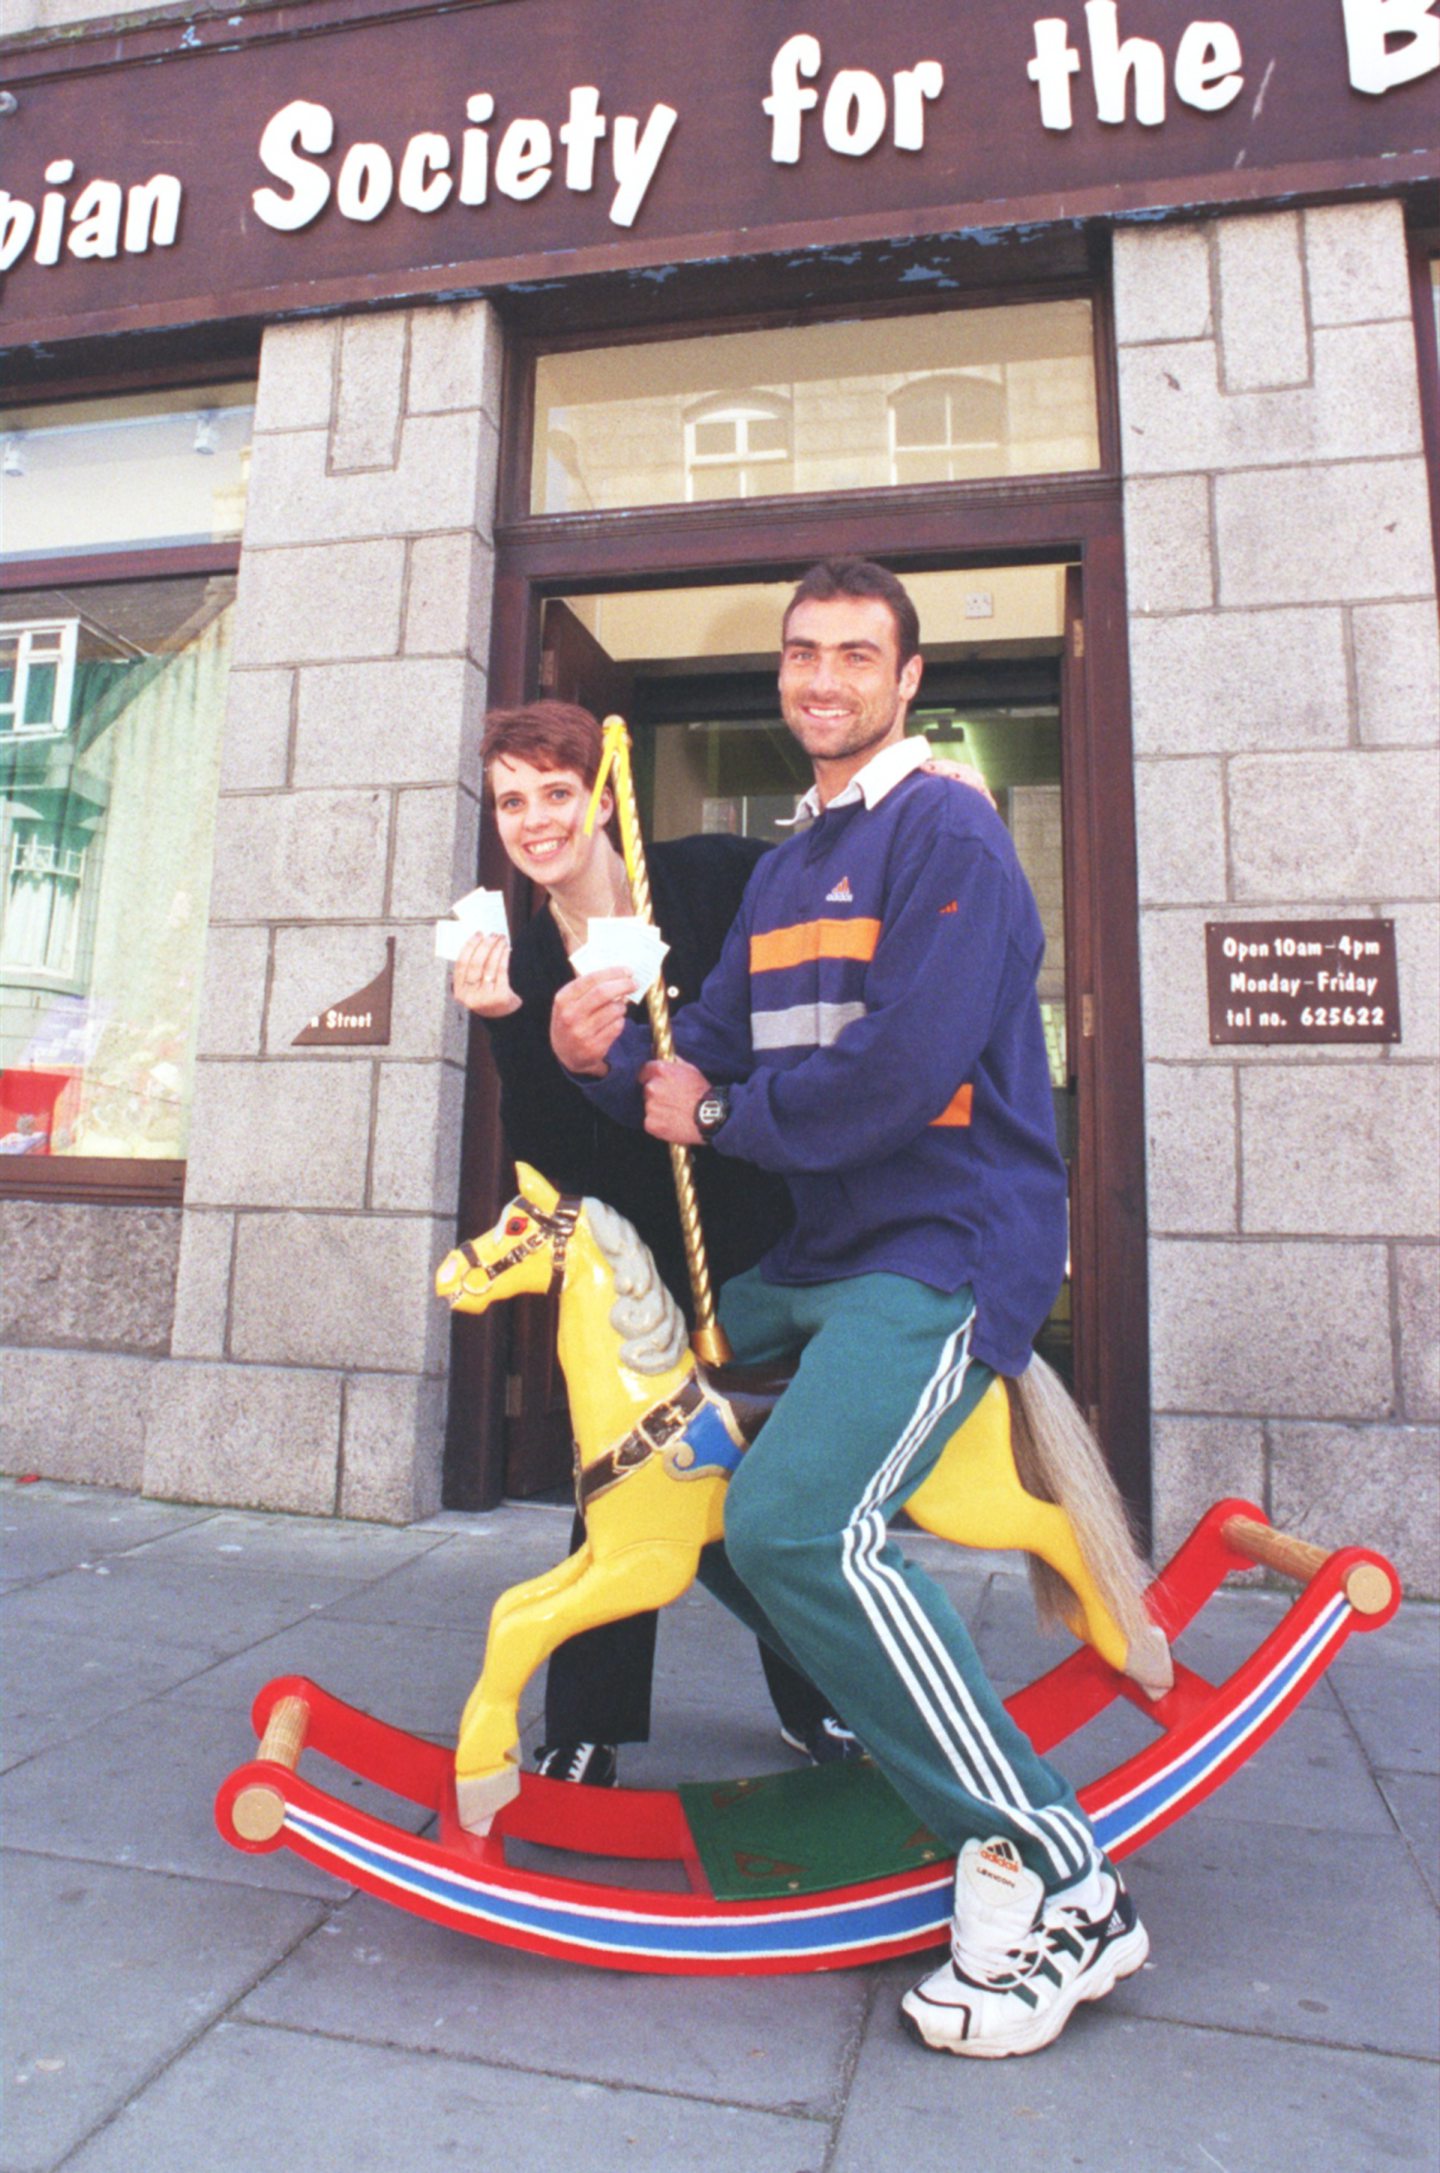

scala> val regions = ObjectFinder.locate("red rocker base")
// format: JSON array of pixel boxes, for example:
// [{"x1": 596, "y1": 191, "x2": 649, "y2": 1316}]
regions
[{"x1": 214, "y1": 1500, "x2": 1400, "y2": 1976}]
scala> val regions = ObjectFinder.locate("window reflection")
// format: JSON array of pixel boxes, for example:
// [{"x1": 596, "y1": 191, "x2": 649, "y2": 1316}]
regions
[
  {"x1": 0, "y1": 383, "x2": 255, "y2": 560},
  {"x1": 0, "y1": 577, "x2": 234, "y2": 1160},
  {"x1": 533, "y1": 301, "x2": 1099, "y2": 515}
]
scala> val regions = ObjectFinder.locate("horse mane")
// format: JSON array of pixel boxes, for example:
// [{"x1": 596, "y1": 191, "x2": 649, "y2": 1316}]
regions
[{"x1": 583, "y1": 1198, "x2": 689, "y2": 1375}]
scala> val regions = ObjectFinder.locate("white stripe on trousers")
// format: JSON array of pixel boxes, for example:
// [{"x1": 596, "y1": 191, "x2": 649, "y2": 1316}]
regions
[{"x1": 838, "y1": 1314, "x2": 1091, "y2": 1884}]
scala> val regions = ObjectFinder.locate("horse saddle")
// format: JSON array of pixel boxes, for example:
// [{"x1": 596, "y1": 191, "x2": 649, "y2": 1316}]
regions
[
  {"x1": 576, "y1": 1355, "x2": 797, "y2": 1512},
  {"x1": 696, "y1": 1356, "x2": 796, "y2": 1447}
]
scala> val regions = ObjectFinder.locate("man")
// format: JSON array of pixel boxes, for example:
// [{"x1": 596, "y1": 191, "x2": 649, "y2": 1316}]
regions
[{"x1": 551, "y1": 557, "x2": 1146, "y2": 2059}]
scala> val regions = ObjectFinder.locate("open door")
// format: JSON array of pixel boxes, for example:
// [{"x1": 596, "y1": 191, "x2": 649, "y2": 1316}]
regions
[{"x1": 1059, "y1": 560, "x2": 1150, "y2": 1533}]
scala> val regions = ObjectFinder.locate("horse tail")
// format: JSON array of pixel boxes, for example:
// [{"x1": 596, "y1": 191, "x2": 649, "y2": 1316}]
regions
[{"x1": 1007, "y1": 1354, "x2": 1171, "y2": 1692}]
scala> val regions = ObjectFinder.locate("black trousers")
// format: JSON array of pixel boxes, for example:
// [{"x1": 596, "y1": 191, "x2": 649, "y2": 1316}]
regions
[{"x1": 542, "y1": 1512, "x2": 835, "y2": 1745}]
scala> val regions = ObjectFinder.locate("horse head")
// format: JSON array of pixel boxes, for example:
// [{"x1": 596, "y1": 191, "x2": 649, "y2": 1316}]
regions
[{"x1": 435, "y1": 1163, "x2": 582, "y2": 1315}]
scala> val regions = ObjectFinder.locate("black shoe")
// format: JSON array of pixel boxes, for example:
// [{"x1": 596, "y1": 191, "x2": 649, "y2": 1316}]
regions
[
  {"x1": 779, "y1": 1716, "x2": 866, "y2": 1765},
  {"x1": 534, "y1": 1740, "x2": 618, "y2": 1787}
]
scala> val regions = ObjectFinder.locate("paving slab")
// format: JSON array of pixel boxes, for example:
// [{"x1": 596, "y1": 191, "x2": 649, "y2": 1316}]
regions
[
  {"x1": 1330, "y1": 1597, "x2": 1439, "y2": 1672},
  {"x1": 833, "y1": 2000, "x2": 1438, "y2": 2173},
  {"x1": 1329, "y1": 1662, "x2": 1440, "y2": 1775},
  {"x1": 0, "y1": 1697, "x2": 429, "y2": 1898},
  {"x1": 60, "y1": 2019, "x2": 833, "y2": 2173},
  {"x1": 0, "y1": 1622, "x2": 235, "y2": 1770},
  {"x1": 0, "y1": 1556, "x2": 370, "y2": 1669},
  {"x1": 132, "y1": 1506, "x2": 452, "y2": 1580},
  {"x1": 0, "y1": 1487, "x2": 212, "y2": 1587},
  {"x1": 241, "y1": 1887, "x2": 869, "y2": 2115},
  {"x1": 0, "y1": 1852, "x2": 324, "y2": 2173},
  {"x1": 158, "y1": 1614, "x2": 499, "y2": 1742},
  {"x1": 320, "y1": 1518, "x2": 568, "y2": 1626},
  {"x1": 2, "y1": 1482, "x2": 1435, "y2": 2173},
  {"x1": 1116, "y1": 1814, "x2": 1439, "y2": 2056},
  {"x1": 1376, "y1": 1768, "x2": 1440, "y2": 1905}
]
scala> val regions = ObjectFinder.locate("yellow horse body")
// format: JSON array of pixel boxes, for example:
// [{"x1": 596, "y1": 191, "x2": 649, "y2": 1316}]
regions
[{"x1": 437, "y1": 1165, "x2": 1170, "y2": 1835}]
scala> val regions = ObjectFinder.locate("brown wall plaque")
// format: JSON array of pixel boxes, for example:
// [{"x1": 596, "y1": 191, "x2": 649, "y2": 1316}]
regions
[
  {"x1": 1205, "y1": 921, "x2": 1401, "y2": 1045},
  {"x1": 292, "y1": 939, "x2": 395, "y2": 1046},
  {"x1": 0, "y1": 0, "x2": 1437, "y2": 350}
]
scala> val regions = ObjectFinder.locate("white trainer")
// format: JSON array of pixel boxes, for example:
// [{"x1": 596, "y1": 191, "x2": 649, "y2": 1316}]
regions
[{"x1": 900, "y1": 1836, "x2": 1148, "y2": 2059}]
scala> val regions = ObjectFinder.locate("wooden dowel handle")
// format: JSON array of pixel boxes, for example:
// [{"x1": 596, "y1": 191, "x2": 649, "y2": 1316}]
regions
[
  {"x1": 256, "y1": 1693, "x2": 309, "y2": 1770},
  {"x1": 232, "y1": 1694, "x2": 310, "y2": 1843},
  {"x1": 1223, "y1": 1515, "x2": 1328, "y2": 1582},
  {"x1": 1222, "y1": 1515, "x2": 1395, "y2": 1617}
]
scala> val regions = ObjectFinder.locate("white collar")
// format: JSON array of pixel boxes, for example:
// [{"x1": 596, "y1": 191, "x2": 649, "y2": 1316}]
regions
[{"x1": 787, "y1": 734, "x2": 931, "y2": 825}]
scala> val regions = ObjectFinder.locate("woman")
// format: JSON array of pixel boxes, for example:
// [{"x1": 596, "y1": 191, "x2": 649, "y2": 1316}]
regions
[{"x1": 453, "y1": 699, "x2": 855, "y2": 1785}]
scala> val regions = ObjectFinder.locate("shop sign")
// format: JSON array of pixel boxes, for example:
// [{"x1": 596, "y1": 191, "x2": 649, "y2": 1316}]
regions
[
  {"x1": 1205, "y1": 920, "x2": 1402, "y2": 1045},
  {"x1": 0, "y1": 0, "x2": 1436, "y2": 347}
]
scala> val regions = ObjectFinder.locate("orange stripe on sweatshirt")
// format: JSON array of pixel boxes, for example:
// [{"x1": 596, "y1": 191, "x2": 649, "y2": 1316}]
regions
[
  {"x1": 749, "y1": 918, "x2": 882, "y2": 974},
  {"x1": 929, "y1": 1083, "x2": 974, "y2": 1128}
]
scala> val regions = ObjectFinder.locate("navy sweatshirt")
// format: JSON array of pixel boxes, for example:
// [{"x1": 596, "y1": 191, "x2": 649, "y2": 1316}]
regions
[{"x1": 585, "y1": 768, "x2": 1068, "y2": 1378}]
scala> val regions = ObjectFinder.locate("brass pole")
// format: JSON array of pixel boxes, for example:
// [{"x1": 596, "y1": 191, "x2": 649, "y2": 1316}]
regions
[{"x1": 589, "y1": 717, "x2": 731, "y2": 1364}]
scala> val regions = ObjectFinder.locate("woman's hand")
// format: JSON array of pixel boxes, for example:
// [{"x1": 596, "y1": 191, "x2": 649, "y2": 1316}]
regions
[
  {"x1": 550, "y1": 967, "x2": 634, "y2": 1076},
  {"x1": 922, "y1": 756, "x2": 996, "y2": 811},
  {"x1": 453, "y1": 932, "x2": 522, "y2": 1019}
]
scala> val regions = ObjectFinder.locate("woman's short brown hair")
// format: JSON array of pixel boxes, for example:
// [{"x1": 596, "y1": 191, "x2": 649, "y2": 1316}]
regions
[{"x1": 481, "y1": 701, "x2": 604, "y2": 791}]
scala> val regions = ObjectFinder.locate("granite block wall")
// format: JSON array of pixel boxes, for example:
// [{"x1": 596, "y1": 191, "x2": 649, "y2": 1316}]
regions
[
  {"x1": 1116, "y1": 202, "x2": 1440, "y2": 1593},
  {"x1": 143, "y1": 300, "x2": 501, "y2": 1522}
]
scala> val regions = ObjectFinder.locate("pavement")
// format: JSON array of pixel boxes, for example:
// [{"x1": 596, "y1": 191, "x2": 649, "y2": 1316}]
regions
[{"x1": 1, "y1": 1475, "x2": 1436, "y2": 2173}]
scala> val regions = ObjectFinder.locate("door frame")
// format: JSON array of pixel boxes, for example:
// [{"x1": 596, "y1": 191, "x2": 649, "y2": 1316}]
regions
[{"x1": 445, "y1": 482, "x2": 1151, "y2": 1537}]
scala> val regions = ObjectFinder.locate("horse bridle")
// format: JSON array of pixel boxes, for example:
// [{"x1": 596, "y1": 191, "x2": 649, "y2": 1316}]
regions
[{"x1": 458, "y1": 1192, "x2": 582, "y2": 1292}]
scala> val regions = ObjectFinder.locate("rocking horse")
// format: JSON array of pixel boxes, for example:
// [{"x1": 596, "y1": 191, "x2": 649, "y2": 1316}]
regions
[
  {"x1": 434, "y1": 1164, "x2": 1172, "y2": 1832},
  {"x1": 216, "y1": 717, "x2": 1402, "y2": 1974}
]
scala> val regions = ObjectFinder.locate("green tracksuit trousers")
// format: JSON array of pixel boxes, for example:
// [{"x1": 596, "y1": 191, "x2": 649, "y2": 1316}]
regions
[{"x1": 697, "y1": 1267, "x2": 1099, "y2": 1895}]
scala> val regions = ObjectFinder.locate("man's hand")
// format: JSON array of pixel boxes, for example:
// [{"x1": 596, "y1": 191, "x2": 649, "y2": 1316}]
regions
[
  {"x1": 452, "y1": 932, "x2": 522, "y2": 1019},
  {"x1": 639, "y1": 1058, "x2": 711, "y2": 1145},
  {"x1": 550, "y1": 967, "x2": 635, "y2": 1076}
]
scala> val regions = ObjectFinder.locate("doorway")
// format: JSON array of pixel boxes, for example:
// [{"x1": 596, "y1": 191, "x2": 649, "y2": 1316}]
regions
[{"x1": 448, "y1": 548, "x2": 1146, "y2": 1530}]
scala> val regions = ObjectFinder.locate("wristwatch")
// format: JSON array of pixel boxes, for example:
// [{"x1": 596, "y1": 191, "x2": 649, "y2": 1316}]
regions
[{"x1": 694, "y1": 1087, "x2": 731, "y2": 1141}]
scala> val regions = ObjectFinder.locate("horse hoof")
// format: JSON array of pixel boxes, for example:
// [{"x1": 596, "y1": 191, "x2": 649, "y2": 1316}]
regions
[
  {"x1": 1125, "y1": 1623, "x2": 1175, "y2": 1700},
  {"x1": 455, "y1": 1764, "x2": 522, "y2": 1835}
]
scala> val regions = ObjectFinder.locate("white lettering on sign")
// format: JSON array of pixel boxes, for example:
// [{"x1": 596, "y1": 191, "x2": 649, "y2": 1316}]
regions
[
  {"x1": 1343, "y1": 0, "x2": 1440, "y2": 94},
  {"x1": 764, "y1": 34, "x2": 944, "y2": 163},
  {"x1": 0, "y1": 166, "x2": 182, "y2": 273},
  {"x1": 252, "y1": 89, "x2": 678, "y2": 234},
  {"x1": 1028, "y1": 4, "x2": 1244, "y2": 128}
]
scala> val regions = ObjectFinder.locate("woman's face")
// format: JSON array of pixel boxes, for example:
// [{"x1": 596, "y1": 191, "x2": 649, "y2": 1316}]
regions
[{"x1": 489, "y1": 754, "x2": 611, "y2": 891}]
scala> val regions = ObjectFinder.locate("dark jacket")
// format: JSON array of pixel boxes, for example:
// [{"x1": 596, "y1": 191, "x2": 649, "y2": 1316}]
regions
[{"x1": 481, "y1": 832, "x2": 793, "y2": 1316}]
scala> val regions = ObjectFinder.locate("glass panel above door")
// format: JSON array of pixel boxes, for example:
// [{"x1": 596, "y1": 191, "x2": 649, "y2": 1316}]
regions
[{"x1": 532, "y1": 300, "x2": 1099, "y2": 515}]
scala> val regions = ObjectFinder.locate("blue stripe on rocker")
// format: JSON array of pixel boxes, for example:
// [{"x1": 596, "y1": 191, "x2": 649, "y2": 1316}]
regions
[
  {"x1": 1092, "y1": 1595, "x2": 1348, "y2": 1853},
  {"x1": 286, "y1": 1807, "x2": 950, "y2": 1960}
]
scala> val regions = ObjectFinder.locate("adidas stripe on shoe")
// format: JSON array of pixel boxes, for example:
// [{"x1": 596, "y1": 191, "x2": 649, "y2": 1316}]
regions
[
  {"x1": 534, "y1": 1740, "x2": 618, "y2": 1787},
  {"x1": 900, "y1": 1836, "x2": 1148, "y2": 2059},
  {"x1": 779, "y1": 1715, "x2": 866, "y2": 1765}
]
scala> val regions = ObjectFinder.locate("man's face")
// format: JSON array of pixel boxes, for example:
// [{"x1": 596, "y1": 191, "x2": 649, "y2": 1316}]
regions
[{"x1": 778, "y1": 594, "x2": 923, "y2": 792}]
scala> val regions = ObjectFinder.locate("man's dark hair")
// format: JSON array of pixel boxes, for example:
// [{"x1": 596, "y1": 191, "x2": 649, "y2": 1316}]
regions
[{"x1": 782, "y1": 558, "x2": 921, "y2": 667}]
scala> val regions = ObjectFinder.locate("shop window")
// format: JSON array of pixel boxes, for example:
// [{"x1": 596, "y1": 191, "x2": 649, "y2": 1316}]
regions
[
  {"x1": 684, "y1": 395, "x2": 794, "y2": 501},
  {"x1": 530, "y1": 298, "x2": 1099, "y2": 515},
  {"x1": 0, "y1": 380, "x2": 252, "y2": 1188}
]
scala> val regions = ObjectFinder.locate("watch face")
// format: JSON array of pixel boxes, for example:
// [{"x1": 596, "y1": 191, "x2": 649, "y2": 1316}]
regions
[{"x1": 696, "y1": 1091, "x2": 729, "y2": 1136}]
